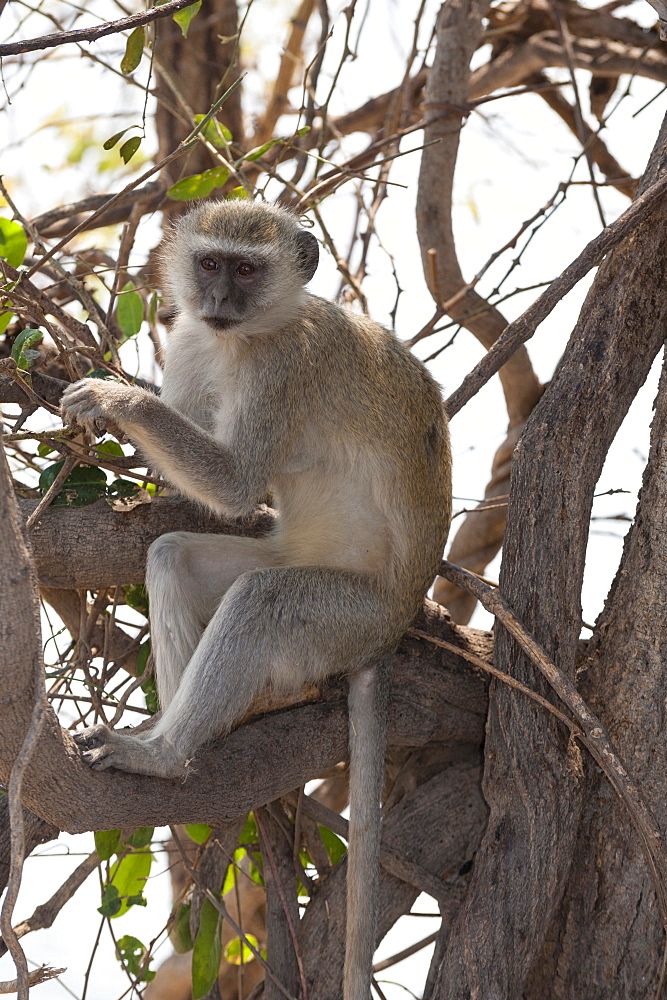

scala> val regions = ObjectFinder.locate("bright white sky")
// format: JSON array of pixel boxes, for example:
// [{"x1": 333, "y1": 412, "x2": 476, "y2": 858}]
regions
[{"x1": 1, "y1": 0, "x2": 666, "y2": 996}]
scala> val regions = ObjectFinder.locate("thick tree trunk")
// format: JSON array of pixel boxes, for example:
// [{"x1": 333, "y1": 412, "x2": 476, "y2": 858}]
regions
[{"x1": 429, "y1": 115, "x2": 667, "y2": 1000}]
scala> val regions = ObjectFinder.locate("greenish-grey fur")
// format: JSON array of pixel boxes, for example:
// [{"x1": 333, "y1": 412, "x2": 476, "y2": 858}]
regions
[{"x1": 60, "y1": 199, "x2": 452, "y2": 1000}]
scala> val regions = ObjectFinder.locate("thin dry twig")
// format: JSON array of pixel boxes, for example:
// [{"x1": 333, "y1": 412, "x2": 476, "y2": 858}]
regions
[
  {"x1": 0, "y1": 966, "x2": 66, "y2": 994},
  {"x1": 445, "y1": 172, "x2": 667, "y2": 417},
  {"x1": 0, "y1": 0, "x2": 200, "y2": 57},
  {"x1": 169, "y1": 827, "x2": 299, "y2": 1000},
  {"x1": 372, "y1": 930, "x2": 439, "y2": 973},
  {"x1": 0, "y1": 852, "x2": 100, "y2": 959},
  {"x1": 255, "y1": 809, "x2": 309, "y2": 1000},
  {"x1": 25, "y1": 455, "x2": 78, "y2": 531}
]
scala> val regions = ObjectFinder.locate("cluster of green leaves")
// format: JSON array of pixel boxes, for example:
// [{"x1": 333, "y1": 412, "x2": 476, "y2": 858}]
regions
[
  {"x1": 95, "y1": 827, "x2": 156, "y2": 982},
  {"x1": 104, "y1": 1, "x2": 203, "y2": 164},
  {"x1": 0, "y1": 217, "x2": 28, "y2": 334},
  {"x1": 166, "y1": 121, "x2": 310, "y2": 202},
  {"x1": 168, "y1": 813, "x2": 347, "y2": 996},
  {"x1": 92, "y1": 812, "x2": 347, "y2": 996},
  {"x1": 38, "y1": 443, "x2": 147, "y2": 508}
]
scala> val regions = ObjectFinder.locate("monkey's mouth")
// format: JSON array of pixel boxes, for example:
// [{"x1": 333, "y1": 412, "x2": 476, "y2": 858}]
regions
[{"x1": 202, "y1": 315, "x2": 241, "y2": 331}]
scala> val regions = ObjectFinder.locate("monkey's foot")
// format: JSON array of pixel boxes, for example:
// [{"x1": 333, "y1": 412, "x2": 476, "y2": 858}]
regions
[{"x1": 72, "y1": 724, "x2": 187, "y2": 779}]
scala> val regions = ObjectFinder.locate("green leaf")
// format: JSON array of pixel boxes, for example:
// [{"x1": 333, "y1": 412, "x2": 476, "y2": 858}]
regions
[
  {"x1": 86, "y1": 368, "x2": 114, "y2": 379},
  {"x1": 221, "y1": 860, "x2": 236, "y2": 896},
  {"x1": 116, "y1": 281, "x2": 144, "y2": 339},
  {"x1": 192, "y1": 898, "x2": 222, "y2": 999},
  {"x1": 224, "y1": 934, "x2": 258, "y2": 966},
  {"x1": 95, "y1": 829, "x2": 122, "y2": 861},
  {"x1": 243, "y1": 138, "x2": 280, "y2": 162},
  {"x1": 125, "y1": 827, "x2": 154, "y2": 849},
  {"x1": 108, "y1": 848, "x2": 153, "y2": 918},
  {"x1": 247, "y1": 853, "x2": 264, "y2": 886},
  {"x1": 238, "y1": 813, "x2": 258, "y2": 844},
  {"x1": 120, "y1": 136, "x2": 142, "y2": 164},
  {"x1": 171, "y1": 902, "x2": 193, "y2": 954},
  {"x1": 107, "y1": 478, "x2": 141, "y2": 503},
  {"x1": 37, "y1": 441, "x2": 55, "y2": 458},
  {"x1": 194, "y1": 114, "x2": 231, "y2": 149},
  {"x1": 125, "y1": 583, "x2": 148, "y2": 615},
  {"x1": 39, "y1": 461, "x2": 106, "y2": 493},
  {"x1": 242, "y1": 127, "x2": 310, "y2": 163},
  {"x1": 226, "y1": 186, "x2": 250, "y2": 200},
  {"x1": 167, "y1": 165, "x2": 229, "y2": 201},
  {"x1": 98, "y1": 883, "x2": 122, "y2": 917},
  {"x1": 318, "y1": 825, "x2": 348, "y2": 864},
  {"x1": 39, "y1": 460, "x2": 108, "y2": 507},
  {"x1": 96, "y1": 439, "x2": 124, "y2": 457},
  {"x1": 142, "y1": 675, "x2": 159, "y2": 715},
  {"x1": 121, "y1": 26, "x2": 145, "y2": 75},
  {"x1": 0, "y1": 218, "x2": 27, "y2": 268},
  {"x1": 173, "y1": 0, "x2": 201, "y2": 36},
  {"x1": 184, "y1": 824, "x2": 212, "y2": 845},
  {"x1": 148, "y1": 291, "x2": 159, "y2": 325},
  {"x1": 103, "y1": 127, "x2": 132, "y2": 151},
  {"x1": 136, "y1": 639, "x2": 151, "y2": 676},
  {"x1": 116, "y1": 934, "x2": 155, "y2": 982},
  {"x1": 11, "y1": 328, "x2": 42, "y2": 371},
  {"x1": 0, "y1": 311, "x2": 13, "y2": 335}
]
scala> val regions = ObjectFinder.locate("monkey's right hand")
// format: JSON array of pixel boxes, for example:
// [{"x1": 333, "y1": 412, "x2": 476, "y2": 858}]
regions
[{"x1": 60, "y1": 378, "x2": 148, "y2": 438}]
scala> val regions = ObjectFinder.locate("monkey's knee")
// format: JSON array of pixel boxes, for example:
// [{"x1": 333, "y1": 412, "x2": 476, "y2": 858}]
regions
[{"x1": 146, "y1": 531, "x2": 194, "y2": 585}]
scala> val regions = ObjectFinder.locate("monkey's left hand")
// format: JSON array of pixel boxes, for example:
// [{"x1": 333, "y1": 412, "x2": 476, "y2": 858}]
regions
[{"x1": 60, "y1": 378, "x2": 148, "y2": 437}]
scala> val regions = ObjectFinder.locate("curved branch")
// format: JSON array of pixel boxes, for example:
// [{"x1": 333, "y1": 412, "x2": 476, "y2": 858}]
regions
[
  {"x1": 469, "y1": 32, "x2": 667, "y2": 97},
  {"x1": 1, "y1": 464, "x2": 491, "y2": 834}
]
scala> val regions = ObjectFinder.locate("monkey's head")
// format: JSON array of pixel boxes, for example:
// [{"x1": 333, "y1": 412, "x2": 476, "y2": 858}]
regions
[{"x1": 162, "y1": 200, "x2": 319, "y2": 332}]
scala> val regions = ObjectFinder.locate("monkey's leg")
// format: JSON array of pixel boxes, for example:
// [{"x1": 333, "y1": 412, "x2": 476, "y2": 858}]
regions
[
  {"x1": 145, "y1": 531, "x2": 278, "y2": 707},
  {"x1": 73, "y1": 532, "x2": 277, "y2": 776},
  {"x1": 77, "y1": 566, "x2": 397, "y2": 780}
]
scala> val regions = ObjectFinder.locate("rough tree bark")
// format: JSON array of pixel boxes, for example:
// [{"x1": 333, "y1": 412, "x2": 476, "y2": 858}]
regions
[{"x1": 427, "y1": 114, "x2": 667, "y2": 1000}]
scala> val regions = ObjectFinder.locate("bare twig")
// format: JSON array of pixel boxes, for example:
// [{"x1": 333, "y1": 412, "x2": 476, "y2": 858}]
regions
[
  {"x1": 0, "y1": 966, "x2": 66, "y2": 994},
  {"x1": 445, "y1": 172, "x2": 667, "y2": 417},
  {"x1": 255, "y1": 809, "x2": 309, "y2": 1000},
  {"x1": 372, "y1": 931, "x2": 439, "y2": 973},
  {"x1": 25, "y1": 456, "x2": 78, "y2": 531},
  {"x1": 0, "y1": 0, "x2": 200, "y2": 57},
  {"x1": 0, "y1": 852, "x2": 100, "y2": 959}
]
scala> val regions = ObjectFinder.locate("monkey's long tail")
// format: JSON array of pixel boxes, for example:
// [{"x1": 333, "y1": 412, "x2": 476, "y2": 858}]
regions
[{"x1": 343, "y1": 659, "x2": 390, "y2": 1000}]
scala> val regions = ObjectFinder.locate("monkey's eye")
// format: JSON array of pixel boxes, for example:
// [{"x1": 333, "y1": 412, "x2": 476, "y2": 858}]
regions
[
  {"x1": 236, "y1": 262, "x2": 255, "y2": 277},
  {"x1": 200, "y1": 258, "x2": 219, "y2": 271}
]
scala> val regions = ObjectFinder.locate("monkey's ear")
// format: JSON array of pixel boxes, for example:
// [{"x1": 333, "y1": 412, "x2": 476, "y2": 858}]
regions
[{"x1": 295, "y1": 229, "x2": 319, "y2": 284}]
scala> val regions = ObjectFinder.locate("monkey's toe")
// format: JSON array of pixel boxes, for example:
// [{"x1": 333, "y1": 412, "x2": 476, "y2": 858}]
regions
[
  {"x1": 85, "y1": 749, "x2": 117, "y2": 771},
  {"x1": 72, "y1": 723, "x2": 111, "y2": 749}
]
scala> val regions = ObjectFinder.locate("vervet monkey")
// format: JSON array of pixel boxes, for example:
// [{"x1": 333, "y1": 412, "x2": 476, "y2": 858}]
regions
[{"x1": 61, "y1": 200, "x2": 451, "y2": 1000}]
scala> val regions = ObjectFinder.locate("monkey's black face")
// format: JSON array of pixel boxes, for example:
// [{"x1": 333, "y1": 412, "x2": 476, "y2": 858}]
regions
[{"x1": 191, "y1": 252, "x2": 270, "y2": 329}]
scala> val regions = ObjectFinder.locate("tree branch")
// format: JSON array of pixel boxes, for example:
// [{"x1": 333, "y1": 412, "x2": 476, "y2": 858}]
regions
[{"x1": 0, "y1": 0, "x2": 201, "y2": 57}]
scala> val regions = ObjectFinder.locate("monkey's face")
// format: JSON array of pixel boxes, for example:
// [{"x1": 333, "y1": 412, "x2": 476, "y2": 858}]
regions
[
  {"x1": 163, "y1": 201, "x2": 319, "y2": 333},
  {"x1": 191, "y1": 251, "x2": 271, "y2": 330}
]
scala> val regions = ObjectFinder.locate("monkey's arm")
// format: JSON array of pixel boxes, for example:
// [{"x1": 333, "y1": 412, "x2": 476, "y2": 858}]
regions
[{"x1": 60, "y1": 378, "x2": 279, "y2": 517}]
